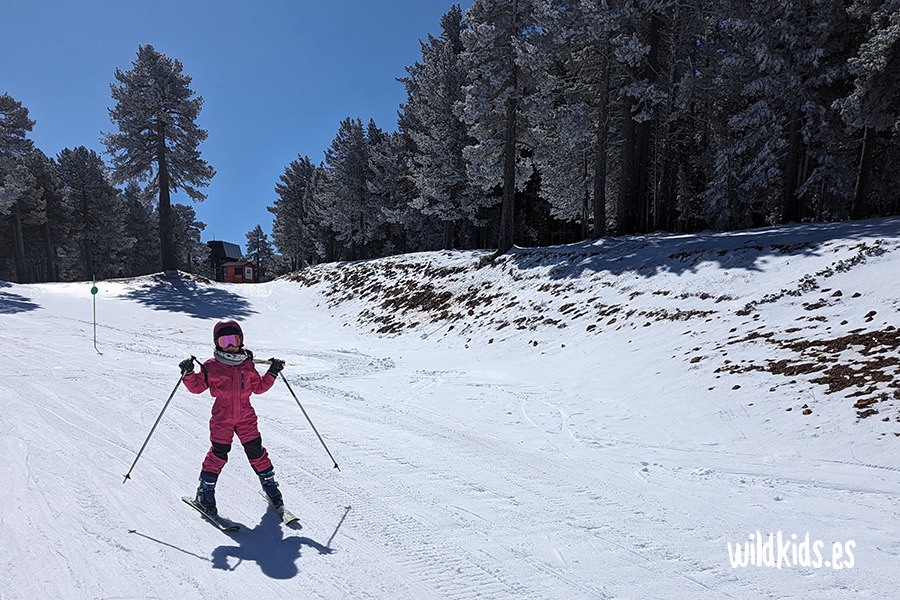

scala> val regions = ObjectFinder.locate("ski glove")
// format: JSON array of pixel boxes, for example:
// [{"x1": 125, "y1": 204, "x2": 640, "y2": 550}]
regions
[
  {"x1": 267, "y1": 358, "x2": 285, "y2": 377},
  {"x1": 179, "y1": 358, "x2": 195, "y2": 376}
]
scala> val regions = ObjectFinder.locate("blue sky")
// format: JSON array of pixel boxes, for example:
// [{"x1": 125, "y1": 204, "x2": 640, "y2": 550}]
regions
[{"x1": 1, "y1": 0, "x2": 472, "y2": 250}]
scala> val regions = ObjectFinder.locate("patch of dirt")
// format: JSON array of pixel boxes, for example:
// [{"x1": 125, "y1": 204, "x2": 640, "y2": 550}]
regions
[{"x1": 720, "y1": 326, "x2": 900, "y2": 421}]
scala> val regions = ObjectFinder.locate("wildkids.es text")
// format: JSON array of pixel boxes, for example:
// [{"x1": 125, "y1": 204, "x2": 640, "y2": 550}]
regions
[{"x1": 727, "y1": 531, "x2": 855, "y2": 569}]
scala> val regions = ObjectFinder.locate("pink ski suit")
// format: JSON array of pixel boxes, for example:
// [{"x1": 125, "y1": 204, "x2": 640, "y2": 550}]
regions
[{"x1": 183, "y1": 355, "x2": 277, "y2": 475}]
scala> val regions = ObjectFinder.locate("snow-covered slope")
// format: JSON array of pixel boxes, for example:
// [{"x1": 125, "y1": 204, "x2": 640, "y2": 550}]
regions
[{"x1": 1, "y1": 218, "x2": 898, "y2": 599}]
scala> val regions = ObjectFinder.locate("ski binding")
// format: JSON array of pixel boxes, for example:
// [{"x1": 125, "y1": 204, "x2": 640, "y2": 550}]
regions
[
  {"x1": 181, "y1": 496, "x2": 240, "y2": 532},
  {"x1": 259, "y1": 491, "x2": 302, "y2": 528}
]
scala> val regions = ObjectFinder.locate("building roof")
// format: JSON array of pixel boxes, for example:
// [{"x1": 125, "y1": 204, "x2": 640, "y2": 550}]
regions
[
  {"x1": 222, "y1": 261, "x2": 254, "y2": 268},
  {"x1": 207, "y1": 241, "x2": 243, "y2": 261}
]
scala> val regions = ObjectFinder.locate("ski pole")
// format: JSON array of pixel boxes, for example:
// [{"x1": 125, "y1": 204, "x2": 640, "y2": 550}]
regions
[
  {"x1": 279, "y1": 372, "x2": 341, "y2": 471},
  {"x1": 123, "y1": 359, "x2": 195, "y2": 483}
]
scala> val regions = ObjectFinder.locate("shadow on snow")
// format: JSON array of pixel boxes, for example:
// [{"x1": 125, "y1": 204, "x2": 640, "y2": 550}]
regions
[
  {"x1": 121, "y1": 272, "x2": 255, "y2": 320},
  {"x1": 0, "y1": 281, "x2": 40, "y2": 314},
  {"x1": 502, "y1": 217, "x2": 900, "y2": 280},
  {"x1": 211, "y1": 510, "x2": 333, "y2": 579},
  {"x1": 128, "y1": 509, "x2": 336, "y2": 580}
]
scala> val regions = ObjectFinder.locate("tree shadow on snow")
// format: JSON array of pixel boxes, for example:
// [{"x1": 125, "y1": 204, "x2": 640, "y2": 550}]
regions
[
  {"x1": 0, "y1": 282, "x2": 40, "y2": 314},
  {"x1": 121, "y1": 272, "x2": 255, "y2": 320},
  {"x1": 504, "y1": 217, "x2": 900, "y2": 280},
  {"x1": 211, "y1": 510, "x2": 333, "y2": 579}
]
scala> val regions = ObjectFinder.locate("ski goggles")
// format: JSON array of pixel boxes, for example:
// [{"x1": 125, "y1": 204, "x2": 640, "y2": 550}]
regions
[{"x1": 216, "y1": 334, "x2": 242, "y2": 348}]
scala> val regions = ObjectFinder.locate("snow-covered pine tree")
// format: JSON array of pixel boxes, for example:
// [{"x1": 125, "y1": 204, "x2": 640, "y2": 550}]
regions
[
  {"x1": 103, "y1": 45, "x2": 215, "y2": 271},
  {"x1": 0, "y1": 93, "x2": 38, "y2": 282},
  {"x1": 121, "y1": 181, "x2": 161, "y2": 277},
  {"x1": 245, "y1": 224, "x2": 275, "y2": 281},
  {"x1": 320, "y1": 117, "x2": 371, "y2": 260},
  {"x1": 0, "y1": 162, "x2": 43, "y2": 283},
  {"x1": 702, "y1": 0, "x2": 856, "y2": 228},
  {"x1": 171, "y1": 203, "x2": 207, "y2": 275},
  {"x1": 0, "y1": 93, "x2": 34, "y2": 166},
  {"x1": 524, "y1": 0, "x2": 624, "y2": 238},
  {"x1": 631, "y1": 4, "x2": 712, "y2": 231},
  {"x1": 461, "y1": 0, "x2": 537, "y2": 254},
  {"x1": 608, "y1": 1, "x2": 666, "y2": 234},
  {"x1": 401, "y1": 4, "x2": 482, "y2": 249},
  {"x1": 360, "y1": 119, "x2": 391, "y2": 257},
  {"x1": 270, "y1": 155, "x2": 315, "y2": 271},
  {"x1": 779, "y1": 1, "x2": 868, "y2": 222},
  {"x1": 25, "y1": 150, "x2": 69, "y2": 282},
  {"x1": 57, "y1": 147, "x2": 133, "y2": 280},
  {"x1": 302, "y1": 164, "x2": 341, "y2": 263},
  {"x1": 367, "y1": 128, "x2": 425, "y2": 256},
  {"x1": 837, "y1": 0, "x2": 900, "y2": 218}
]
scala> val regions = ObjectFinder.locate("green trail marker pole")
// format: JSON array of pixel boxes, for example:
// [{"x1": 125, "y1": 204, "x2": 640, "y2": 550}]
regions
[{"x1": 91, "y1": 275, "x2": 101, "y2": 355}]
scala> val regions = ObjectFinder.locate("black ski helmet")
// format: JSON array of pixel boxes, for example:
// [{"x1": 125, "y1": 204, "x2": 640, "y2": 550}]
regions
[{"x1": 214, "y1": 319, "x2": 244, "y2": 349}]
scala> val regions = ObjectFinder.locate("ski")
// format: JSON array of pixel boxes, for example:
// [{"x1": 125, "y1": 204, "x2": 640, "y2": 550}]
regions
[
  {"x1": 181, "y1": 496, "x2": 240, "y2": 532},
  {"x1": 259, "y1": 491, "x2": 303, "y2": 529}
]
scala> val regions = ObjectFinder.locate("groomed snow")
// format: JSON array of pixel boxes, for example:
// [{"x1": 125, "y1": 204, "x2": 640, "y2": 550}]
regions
[{"x1": 1, "y1": 218, "x2": 898, "y2": 599}]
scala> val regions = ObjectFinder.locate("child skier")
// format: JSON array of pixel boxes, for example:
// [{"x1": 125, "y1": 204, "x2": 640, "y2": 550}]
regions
[{"x1": 179, "y1": 319, "x2": 285, "y2": 516}]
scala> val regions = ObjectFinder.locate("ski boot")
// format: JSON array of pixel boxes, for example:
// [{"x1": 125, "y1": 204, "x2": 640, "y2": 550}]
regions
[
  {"x1": 258, "y1": 468, "x2": 284, "y2": 510},
  {"x1": 195, "y1": 472, "x2": 218, "y2": 515}
]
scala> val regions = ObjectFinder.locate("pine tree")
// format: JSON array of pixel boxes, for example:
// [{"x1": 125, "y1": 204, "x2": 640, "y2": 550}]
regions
[
  {"x1": 25, "y1": 150, "x2": 69, "y2": 282},
  {"x1": 0, "y1": 162, "x2": 44, "y2": 283},
  {"x1": 461, "y1": 0, "x2": 536, "y2": 254},
  {"x1": 303, "y1": 165, "x2": 339, "y2": 263},
  {"x1": 57, "y1": 147, "x2": 133, "y2": 280},
  {"x1": 367, "y1": 129, "x2": 424, "y2": 256},
  {"x1": 0, "y1": 93, "x2": 38, "y2": 282},
  {"x1": 270, "y1": 155, "x2": 316, "y2": 270},
  {"x1": 607, "y1": 1, "x2": 665, "y2": 235},
  {"x1": 657, "y1": 2, "x2": 723, "y2": 232},
  {"x1": 525, "y1": 0, "x2": 623, "y2": 238},
  {"x1": 837, "y1": 0, "x2": 900, "y2": 218},
  {"x1": 171, "y1": 203, "x2": 207, "y2": 274},
  {"x1": 320, "y1": 117, "x2": 371, "y2": 260},
  {"x1": 699, "y1": 0, "x2": 859, "y2": 228},
  {"x1": 121, "y1": 181, "x2": 161, "y2": 276},
  {"x1": 0, "y1": 94, "x2": 34, "y2": 154},
  {"x1": 103, "y1": 45, "x2": 215, "y2": 271},
  {"x1": 401, "y1": 4, "x2": 481, "y2": 249},
  {"x1": 245, "y1": 224, "x2": 275, "y2": 281}
]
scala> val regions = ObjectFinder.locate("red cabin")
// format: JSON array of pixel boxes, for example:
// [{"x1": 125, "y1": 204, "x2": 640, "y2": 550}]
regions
[{"x1": 222, "y1": 261, "x2": 256, "y2": 283}]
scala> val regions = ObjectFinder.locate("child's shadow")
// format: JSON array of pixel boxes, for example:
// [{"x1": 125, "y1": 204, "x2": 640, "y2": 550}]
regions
[{"x1": 212, "y1": 510, "x2": 332, "y2": 578}]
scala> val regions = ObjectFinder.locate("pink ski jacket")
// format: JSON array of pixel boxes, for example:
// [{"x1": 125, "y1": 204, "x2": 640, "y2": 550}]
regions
[{"x1": 183, "y1": 356, "x2": 276, "y2": 425}]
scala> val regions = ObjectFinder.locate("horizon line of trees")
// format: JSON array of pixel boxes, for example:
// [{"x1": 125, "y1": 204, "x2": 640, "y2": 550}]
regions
[{"x1": 3, "y1": 0, "x2": 898, "y2": 284}]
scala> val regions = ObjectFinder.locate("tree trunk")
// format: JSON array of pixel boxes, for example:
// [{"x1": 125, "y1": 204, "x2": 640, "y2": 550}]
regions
[
  {"x1": 617, "y1": 11, "x2": 662, "y2": 236},
  {"x1": 12, "y1": 201, "x2": 29, "y2": 283},
  {"x1": 442, "y1": 220, "x2": 455, "y2": 250},
  {"x1": 81, "y1": 189, "x2": 93, "y2": 281},
  {"x1": 582, "y1": 158, "x2": 589, "y2": 240},
  {"x1": 44, "y1": 220, "x2": 57, "y2": 282},
  {"x1": 634, "y1": 11, "x2": 662, "y2": 233},
  {"x1": 618, "y1": 96, "x2": 637, "y2": 235},
  {"x1": 781, "y1": 107, "x2": 802, "y2": 223},
  {"x1": 658, "y1": 33, "x2": 679, "y2": 232},
  {"x1": 850, "y1": 126, "x2": 875, "y2": 220},
  {"x1": 498, "y1": 83, "x2": 518, "y2": 255},
  {"x1": 592, "y1": 52, "x2": 609, "y2": 239},
  {"x1": 157, "y1": 127, "x2": 177, "y2": 271},
  {"x1": 495, "y1": 0, "x2": 519, "y2": 256},
  {"x1": 634, "y1": 117, "x2": 652, "y2": 231}
]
